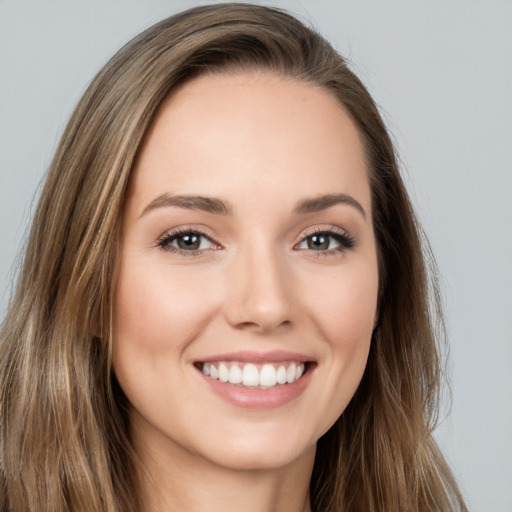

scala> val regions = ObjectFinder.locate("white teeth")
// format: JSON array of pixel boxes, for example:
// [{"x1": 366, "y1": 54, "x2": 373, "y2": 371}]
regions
[
  {"x1": 242, "y1": 363, "x2": 260, "y2": 386},
  {"x1": 228, "y1": 365, "x2": 243, "y2": 384},
  {"x1": 200, "y1": 361, "x2": 306, "y2": 388},
  {"x1": 276, "y1": 365, "x2": 287, "y2": 384},
  {"x1": 259, "y1": 364, "x2": 277, "y2": 387},
  {"x1": 218, "y1": 362, "x2": 229, "y2": 382},
  {"x1": 286, "y1": 362, "x2": 296, "y2": 383}
]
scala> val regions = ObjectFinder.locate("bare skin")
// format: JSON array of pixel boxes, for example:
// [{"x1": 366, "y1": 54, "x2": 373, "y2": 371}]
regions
[
  {"x1": 114, "y1": 71, "x2": 379, "y2": 511},
  {"x1": 135, "y1": 428, "x2": 314, "y2": 512}
]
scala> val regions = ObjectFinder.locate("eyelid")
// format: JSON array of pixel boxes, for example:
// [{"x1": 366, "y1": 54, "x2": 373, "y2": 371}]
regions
[
  {"x1": 294, "y1": 226, "x2": 356, "y2": 253},
  {"x1": 300, "y1": 225, "x2": 348, "y2": 238},
  {"x1": 155, "y1": 224, "x2": 355, "y2": 257},
  {"x1": 156, "y1": 226, "x2": 223, "y2": 255}
]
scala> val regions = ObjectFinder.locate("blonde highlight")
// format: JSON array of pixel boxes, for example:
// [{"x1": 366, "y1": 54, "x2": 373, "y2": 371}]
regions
[{"x1": 1, "y1": 4, "x2": 466, "y2": 511}]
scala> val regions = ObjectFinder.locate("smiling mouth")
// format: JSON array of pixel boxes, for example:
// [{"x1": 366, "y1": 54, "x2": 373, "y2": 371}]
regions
[{"x1": 195, "y1": 361, "x2": 310, "y2": 389}]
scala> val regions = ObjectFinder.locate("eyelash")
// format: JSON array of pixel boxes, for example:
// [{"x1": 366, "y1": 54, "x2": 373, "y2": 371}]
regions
[
  {"x1": 156, "y1": 227, "x2": 355, "y2": 257},
  {"x1": 298, "y1": 227, "x2": 356, "y2": 257},
  {"x1": 156, "y1": 228, "x2": 220, "y2": 257}
]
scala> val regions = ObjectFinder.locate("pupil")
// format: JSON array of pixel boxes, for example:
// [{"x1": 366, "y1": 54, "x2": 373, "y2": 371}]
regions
[
  {"x1": 178, "y1": 234, "x2": 200, "y2": 250},
  {"x1": 309, "y1": 234, "x2": 329, "y2": 250}
]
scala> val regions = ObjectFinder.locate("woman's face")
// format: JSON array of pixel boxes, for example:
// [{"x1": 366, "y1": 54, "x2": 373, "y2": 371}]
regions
[{"x1": 113, "y1": 71, "x2": 379, "y2": 471}]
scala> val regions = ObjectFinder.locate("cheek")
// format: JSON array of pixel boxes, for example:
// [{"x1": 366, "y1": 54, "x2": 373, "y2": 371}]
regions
[
  {"x1": 302, "y1": 261, "x2": 378, "y2": 431},
  {"x1": 113, "y1": 262, "x2": 220, "y2": 354},
  {"x1": 310, "y1": 263, "x2": 378, "y2": 348},
  {"x1": 111, "y1": 262, "x2": 221, "y2": 412},
  {"x1": 111, "y1": 261, "x2": 223, "y2": 415}
]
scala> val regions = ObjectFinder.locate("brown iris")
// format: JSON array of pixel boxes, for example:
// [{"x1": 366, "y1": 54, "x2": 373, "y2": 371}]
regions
[
  {"x1": 177, "y1": 233, "x2": 201, "y2": 250},
  {"x1": 307, "y1": 234, "x2": 330, "y2": 250}
]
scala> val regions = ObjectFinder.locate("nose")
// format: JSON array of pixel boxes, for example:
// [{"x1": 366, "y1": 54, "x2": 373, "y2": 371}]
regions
[{"x1": 223, "y1": 244, "x2": 294, "y2": 333}]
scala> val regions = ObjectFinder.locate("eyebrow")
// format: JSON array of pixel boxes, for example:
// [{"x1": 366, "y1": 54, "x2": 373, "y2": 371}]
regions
[
  {"x1": 140, "y1": 193, "x2": 233, "y2": 217},
  {"x1": 140, "y1": 192, "x2": 366, "y2": 219},
  {"x1": 294, "y1": 193, "x2": 367, "y2": 219}
]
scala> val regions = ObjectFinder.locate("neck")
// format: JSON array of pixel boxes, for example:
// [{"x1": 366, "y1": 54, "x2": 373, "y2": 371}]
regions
[{"x1": 134, "y1": 429, "x2": 315, "y2": 512}]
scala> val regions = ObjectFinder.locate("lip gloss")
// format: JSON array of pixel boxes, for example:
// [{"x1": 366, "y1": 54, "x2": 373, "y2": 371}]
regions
[{"x1": 197, "y1": 365, "x2": 312, "y2": 409}]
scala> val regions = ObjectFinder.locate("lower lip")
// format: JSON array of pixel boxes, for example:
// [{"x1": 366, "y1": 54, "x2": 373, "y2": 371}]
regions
[{"x1": 197, "y1": 366, "x2": 313, "y2": 409}]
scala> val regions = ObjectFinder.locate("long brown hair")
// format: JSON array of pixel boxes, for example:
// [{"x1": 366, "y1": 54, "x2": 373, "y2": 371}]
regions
[{"x1": 0, "y1": 3, "x2": 466, "y2": 511}]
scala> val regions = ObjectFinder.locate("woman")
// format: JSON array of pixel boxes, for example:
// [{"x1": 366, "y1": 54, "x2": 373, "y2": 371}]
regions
[{"x1": 0, "y1": 3, "x2": 467, "y2": 511}]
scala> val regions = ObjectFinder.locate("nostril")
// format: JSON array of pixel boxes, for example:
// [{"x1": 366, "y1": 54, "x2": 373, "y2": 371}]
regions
[
  {"x1": 222, "y1": 269, "x2": 294, "y2": 332},
  {"x1": 232, "y1": 318, "x2": 293, "y2": 334}
]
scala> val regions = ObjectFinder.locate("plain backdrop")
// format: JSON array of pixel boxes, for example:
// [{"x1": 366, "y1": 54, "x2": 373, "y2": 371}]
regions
[{"x1": 1, "y1": 1, "x2": 511, "y2": 510}]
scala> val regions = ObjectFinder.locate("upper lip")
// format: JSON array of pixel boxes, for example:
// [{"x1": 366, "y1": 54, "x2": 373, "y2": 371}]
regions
[{"x1": 196, "y1": 350, "x2": 315, "y2": 364}]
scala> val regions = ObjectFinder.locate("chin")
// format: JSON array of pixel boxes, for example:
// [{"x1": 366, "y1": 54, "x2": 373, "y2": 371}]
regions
[
  {"x1": 204, "y1": 439, "x2": 316, "y2": 472},
  {"x1": 187, "y1": 421, "x2": 318, "y2": 472}
]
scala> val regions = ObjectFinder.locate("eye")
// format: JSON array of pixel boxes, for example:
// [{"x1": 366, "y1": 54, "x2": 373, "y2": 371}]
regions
[
  {"x1": 296, "y1": 229, "x2": 355, "y2": 253},
  {"x1": 157, "y1": 229, "x2": 219, "y2": 253}
]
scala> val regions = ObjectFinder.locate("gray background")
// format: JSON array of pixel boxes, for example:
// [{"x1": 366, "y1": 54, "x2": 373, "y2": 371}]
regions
[{"x1": 1, "y1": 1, "x2": 511, "y2": 509}]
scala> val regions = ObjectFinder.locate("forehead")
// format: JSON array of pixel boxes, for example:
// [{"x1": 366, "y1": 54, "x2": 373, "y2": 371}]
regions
[{"x1": 128, "y1": 71, "x2": 370, "y2": 216}]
